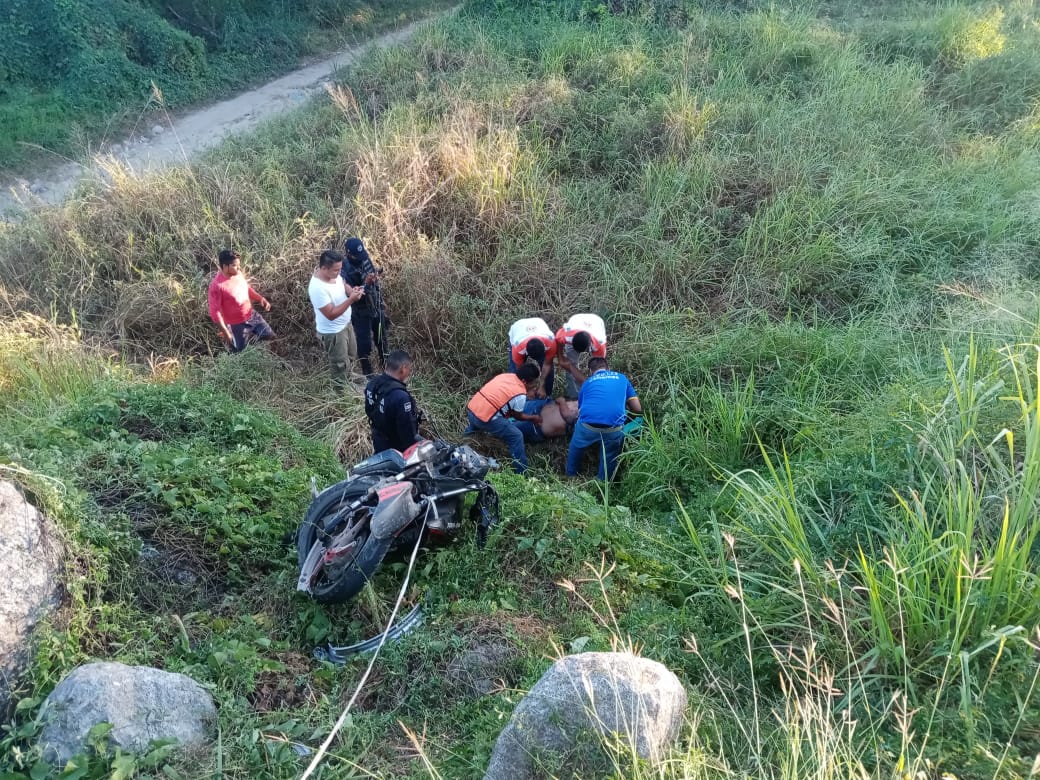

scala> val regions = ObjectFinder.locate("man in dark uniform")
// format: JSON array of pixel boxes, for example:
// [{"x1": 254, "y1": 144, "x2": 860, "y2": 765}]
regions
[
  {"x1": 342, "y1": 237, "x2": 389, "y2": 377},
  {"x1": 365, "y1": 350, "x2": 421, "y2": 454}
]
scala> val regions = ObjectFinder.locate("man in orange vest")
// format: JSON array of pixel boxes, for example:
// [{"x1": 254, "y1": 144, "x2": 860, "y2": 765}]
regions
[{"x1": 465, "y1": 364, "x2": 543, "y2": 474}]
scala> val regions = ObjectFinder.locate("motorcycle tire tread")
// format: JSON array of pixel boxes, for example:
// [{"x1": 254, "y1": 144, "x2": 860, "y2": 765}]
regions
[
  {"x1": 311, "y1": 533, "x2": 393, "y2": 605},
  {"x1": 298, "y1": 477, "x2": 390, "y2": 604}
]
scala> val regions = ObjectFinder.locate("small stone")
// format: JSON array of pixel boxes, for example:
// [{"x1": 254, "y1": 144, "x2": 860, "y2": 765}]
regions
[{"x1": 151, "y1": 124, "x2": 164, "y2": 136}]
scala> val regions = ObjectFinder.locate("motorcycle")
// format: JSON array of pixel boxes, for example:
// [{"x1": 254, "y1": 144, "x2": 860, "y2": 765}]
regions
[{"x1": 296, "y1": 439, "x2": 500, "y2": 605}]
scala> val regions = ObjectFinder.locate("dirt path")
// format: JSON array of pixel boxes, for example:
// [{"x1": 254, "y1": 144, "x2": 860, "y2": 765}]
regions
[{"x1": 0, "y1": 16, "x2": 439, "y2": 218}]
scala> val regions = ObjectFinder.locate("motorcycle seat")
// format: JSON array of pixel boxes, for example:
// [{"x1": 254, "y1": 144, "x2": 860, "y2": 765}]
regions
[{"x1": 352, "y1": 449, "x2": 406, "y2": 477}]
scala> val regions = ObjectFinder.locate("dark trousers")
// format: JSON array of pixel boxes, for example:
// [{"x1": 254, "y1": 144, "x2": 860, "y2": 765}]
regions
[
  {"x1": 352, "y1": 313, "x2": 388, "y2": 376},
  {"x1": 466, "y1": 410, "x2": 529, "y2": 474},
  {"x1": 566, "y1": 422, "x2": 625, "y2": 480}
]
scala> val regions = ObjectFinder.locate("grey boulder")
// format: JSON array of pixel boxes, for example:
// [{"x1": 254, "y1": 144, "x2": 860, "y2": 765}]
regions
[
  {"x1": 39, "y1": 662, "x2": 217, "y2": 765},
  {"x1": 484, "y1": 652, "x2": 687, "y2": 780},
  {"x1": 0, "y1": 480, "x2": 64, "y2": 713}
]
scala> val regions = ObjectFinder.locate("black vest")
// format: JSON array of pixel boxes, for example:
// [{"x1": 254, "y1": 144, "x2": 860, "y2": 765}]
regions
[{"x1": 364, "y1": 374, "x2": 415, "y2": 449}]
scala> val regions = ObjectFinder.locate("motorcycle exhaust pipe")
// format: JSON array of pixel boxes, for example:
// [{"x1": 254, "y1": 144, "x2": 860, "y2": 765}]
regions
[{"x1": 370, "y1": 483, "x2": 423, "y2": 539}]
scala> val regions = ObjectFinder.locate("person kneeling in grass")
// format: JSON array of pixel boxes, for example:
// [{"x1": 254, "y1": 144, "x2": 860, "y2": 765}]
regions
[
  {"x1": 508, "y1": 316, "x2": 557, "y2": 398},
  {"x1": 566, "y1": 357, "x2": 642, "y2": 481},
  {"x1": 465, "y1": 363, "x2": 543, "y2": 474}
]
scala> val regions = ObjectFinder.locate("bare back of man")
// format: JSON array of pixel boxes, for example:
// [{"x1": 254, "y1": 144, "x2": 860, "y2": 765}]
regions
[{"x1": 536, "y1": 398, "x2": 579, "y2": 438}]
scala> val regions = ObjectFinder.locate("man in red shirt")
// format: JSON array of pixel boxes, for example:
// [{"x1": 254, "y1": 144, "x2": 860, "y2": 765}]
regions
[{"x1": 207, "y1": 249, "x2": 274, "y2": 353}]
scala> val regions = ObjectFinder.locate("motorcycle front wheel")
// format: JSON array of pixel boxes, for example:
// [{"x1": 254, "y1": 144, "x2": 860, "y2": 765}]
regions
[{"x1": 298, "y1": 478, "x2": 392, "y2": 605}]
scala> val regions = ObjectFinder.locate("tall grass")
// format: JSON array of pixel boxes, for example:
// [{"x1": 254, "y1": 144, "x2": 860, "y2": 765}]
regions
[
  {"x1": 2, "y1": 0, "x2": 1037, "y2": 373},
  {"x1": 663, "y1": 337, "x2": 1040, "y2": 775},
  {"x1": 0, "y1": 314, "x2": 115, "y2": 408},
  {"x1": 858, "y1": 340, "x2": 1040, "y2": 668}
]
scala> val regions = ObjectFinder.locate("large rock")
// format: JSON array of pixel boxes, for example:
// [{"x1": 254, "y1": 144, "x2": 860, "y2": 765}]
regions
[
  {"x1": 39, "y1": 662, "x2": 217, "y2": 764},
  {"x1": 484, "y1": 652, "x2": 687, "y2": 780},
  {"x1": 0, "y1": 480, "x2": 64, "y2": 713}
]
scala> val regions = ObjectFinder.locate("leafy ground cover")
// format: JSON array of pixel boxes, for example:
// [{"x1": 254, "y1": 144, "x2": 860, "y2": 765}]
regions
[{"x1": 3, "y1": 0, "x2": 1040, "y2": 776}]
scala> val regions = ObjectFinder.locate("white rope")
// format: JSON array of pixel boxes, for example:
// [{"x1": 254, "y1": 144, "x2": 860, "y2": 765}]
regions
[{"x1": 299, "y1": 502, "x2": 432, "y2": 780}]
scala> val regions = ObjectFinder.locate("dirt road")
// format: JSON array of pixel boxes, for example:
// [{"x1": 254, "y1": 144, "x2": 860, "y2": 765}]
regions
[{"x1": 0, "y1": 16, "x2": 437, "y2": 218}]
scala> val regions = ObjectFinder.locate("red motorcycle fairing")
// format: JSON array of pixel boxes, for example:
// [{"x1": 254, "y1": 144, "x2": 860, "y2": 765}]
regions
[
  {"x1": 403, "y1": 440, "x2": 439, "y2": 466},
  {"x1": 370, "y1": 482, "x2": 423, "y2": 540}
]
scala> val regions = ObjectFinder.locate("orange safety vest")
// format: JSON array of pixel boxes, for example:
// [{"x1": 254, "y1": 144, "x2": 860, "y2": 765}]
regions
[{"x1": 467, "y1": 374, "x2": 528, "y2": 423}]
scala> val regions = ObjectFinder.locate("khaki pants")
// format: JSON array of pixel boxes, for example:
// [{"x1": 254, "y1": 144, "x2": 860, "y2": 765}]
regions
[
  {"x1": 345, "y1": 324, "x2": 358, "y2": 364},
  {"x1": 319, "y1": 327, "x2": 357, "y2": 392}
]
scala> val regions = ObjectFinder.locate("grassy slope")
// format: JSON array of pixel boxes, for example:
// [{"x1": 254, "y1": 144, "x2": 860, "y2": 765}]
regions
[
  {"x1": 0, "y1": 0, "x2": 454, "y2": 172},
  {"x1": 3, "y1": 0, "x2": 1040, "y2": 777}
]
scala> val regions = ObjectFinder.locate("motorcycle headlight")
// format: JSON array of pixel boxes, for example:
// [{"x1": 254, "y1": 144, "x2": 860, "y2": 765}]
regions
[{"x1": 452, "y1": 445, "x2": 491, "y2": 478}]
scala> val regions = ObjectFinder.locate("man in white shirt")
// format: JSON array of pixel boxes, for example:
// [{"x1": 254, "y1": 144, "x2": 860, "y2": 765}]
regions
[
  {"x1": 508, "y1": 316, "x2": 557, "y2": 398},
  {"x1": 308, "y1": 249, "x2": 365, "y2": 393}
]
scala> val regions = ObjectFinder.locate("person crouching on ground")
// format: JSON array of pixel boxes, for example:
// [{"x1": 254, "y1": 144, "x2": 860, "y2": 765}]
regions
[
  {"x1": 465, "y1": 364, "x2": 543, "y2": 474},
  {"x1": 365, "y1": 350, "x2": 421, "y2": 454},
  {"x1": 555, "y1": 313, "x2": 607, "y2": 399},
  {"x1": 207, "y1": 249, "x2": 274, "y2": 353},
  {"x1": 508, "y1": 316, "x2": 557, "y2": 398},
  {"x1": 308, "y1": 249, "x2": 365, "y2": 393},
  {"x1": 566, "y1": 357, "x2": 642, "y2": 481}
]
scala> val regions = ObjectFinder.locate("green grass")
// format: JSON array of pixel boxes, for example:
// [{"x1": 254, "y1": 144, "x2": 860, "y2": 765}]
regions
[
  {"x1": 3, "y1": 0, "x2": 1040, "y2": 776},
  {"x1": 0, "y1": 0, "x2": 455, "y2": 171}
]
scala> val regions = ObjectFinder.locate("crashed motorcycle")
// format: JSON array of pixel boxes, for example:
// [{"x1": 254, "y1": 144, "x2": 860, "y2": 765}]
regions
[{"x1": 296, "y1": 439, "x2": 500, "y2": 605}]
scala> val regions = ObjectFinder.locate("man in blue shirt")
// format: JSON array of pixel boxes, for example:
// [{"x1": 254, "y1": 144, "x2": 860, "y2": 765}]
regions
[{"x1": 565, "y1": 357, "x2": 642, "y2": 481}]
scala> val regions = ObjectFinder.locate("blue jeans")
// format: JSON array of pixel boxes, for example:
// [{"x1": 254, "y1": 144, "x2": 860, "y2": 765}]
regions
[
  {"x1": 229, "y1": 311, "x2": 274, "y2": 353},
  {"x1": 566, "y1": 422, "x2": 624, "y2": 481},
  {"x1": 467, "y1": 410, "x2": 529, "y2": 473}
]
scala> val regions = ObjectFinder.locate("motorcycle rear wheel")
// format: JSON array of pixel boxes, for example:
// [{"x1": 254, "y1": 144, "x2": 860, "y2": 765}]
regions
[{"x1": 298, "y1": 478, "x2": 392, "y2": 605}]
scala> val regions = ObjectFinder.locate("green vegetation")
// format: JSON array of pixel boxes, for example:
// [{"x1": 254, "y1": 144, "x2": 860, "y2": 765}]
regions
[
  {"x1": 0, "y1": 0, "x2": 452, "y2": 169},
  {"x1": 3, "y1": 0, "x2": 1040, "y2": 776}
]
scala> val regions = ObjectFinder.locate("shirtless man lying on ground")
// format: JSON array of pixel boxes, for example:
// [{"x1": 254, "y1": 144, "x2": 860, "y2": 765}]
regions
[{"x1": 523, "y1": 397, "x2": 578, "y2": 438}]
